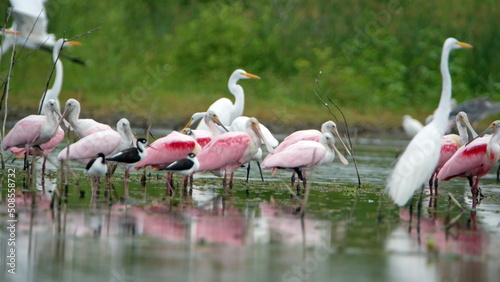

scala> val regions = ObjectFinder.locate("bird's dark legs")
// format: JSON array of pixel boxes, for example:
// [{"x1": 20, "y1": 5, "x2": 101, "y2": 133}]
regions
[
  {"x1": 229, "y1": 172, "x2": 235, "y2": 189},
  {"x1": 416, "y1": 184, "x2": 424, "y2": 235},
  {"x1": 256, "y1": 161, "x2": 264, "y2": 181},
  {"x1": 291, "y1": 172, "x2": 296, "y2": 187},
  {"x1": 246, "y1": 162, "x2": 251, "y2": 183},
  {"x1": 497, "y1": 165, "x2": 500, "y2": 183}
]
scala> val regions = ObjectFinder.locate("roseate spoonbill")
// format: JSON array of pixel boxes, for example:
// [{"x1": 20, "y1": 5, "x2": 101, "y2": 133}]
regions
[
  {"x1": 1, "y1": 0, "x2": 84, "y2": 64},
  {"x1": 106, "y1": 138, "x2": 149, "y2": 183},
  {"x1": 2, "y1": 99, "x2": 61, "y2": 152},
  {"x1": 61, "y1": 98, "x2": 113, "y2": 138},
  {"x1": 437, "y1": 120, "x2": 500, "y2": 207},
  {"x1": 9, "y1": 39, "x2": 80, "y2": 171},
  {"x1": 134, "y1": 131, "x2": 201, "y2": 191},
  {"x1": 196, "y1": 117, "x2": 275, "y2": 189},
  {"x1": 428, "y1": 112, "x2": 476, "y2": 195},
  {"x1": 402, "y1": 115, "x2": 424, "y2": 138},
  {"x1": 38, "y1": 39, "x2": 81, "y2": 115},
  {"x1": 196, "y1": 69, "x2": 260, "y2": 130},
  {"x1": 263, "y1": 120, "x2": 350, "y2": 186},
  {"x1": 386, "y1": 38, "x2": 472, "y2": 207},
  {"x1": 2, "y1": 99, "x2": 62, "y2": 173},
  {"x1": 135, "y1": 131, "x2": 201, "y2": 170},
  {"x1": 229, "y1": 116, "x2": 279, "y2": 182},
  {"x1": 57, "y1": 118, "x2": 135, "y2": 164},
  {"x1": 261, "y1": 132, "x2": 348, "y2": 189},
  {"x1": 160, "y1": 152, "x2": 200, "y2": 193}
]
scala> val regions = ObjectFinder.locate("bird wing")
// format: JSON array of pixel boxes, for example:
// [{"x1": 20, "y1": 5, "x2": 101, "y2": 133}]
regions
[
  {"x1": 134, "y1": 132, "x2": 198, "y2": 168},
  {"x1": 273, "y1": 130, "x2": 320, "y2": 153},
  {"x1": 164, "y1": 158, "x2": 194, "y2": 171},
  {"x1": 106, "y1": 147, "x2": 141, "y2": 164},
  {"x1": 1, "y1": 115, "x2": 42, "y2": 150},
  {"x1": 58, "y1": 130, "x2": 121, "y2": 163},
  {"x1": 437, "y1": 139, "x2": 488, "y2": 181},
  {"x1": 261, "y1": 141, "x2": 325, "y2": 170},
  {"x1": 10, "y1": 0, "x2": 51, "y2": 43},
  {"x1": 197, "y1": 133, "x2": 250, "y2": 172}
]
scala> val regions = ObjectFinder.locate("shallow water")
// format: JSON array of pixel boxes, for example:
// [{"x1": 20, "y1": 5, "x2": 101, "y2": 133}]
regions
[{"x1": 1, "y1": 138, "x2": 500, "y2": 282}]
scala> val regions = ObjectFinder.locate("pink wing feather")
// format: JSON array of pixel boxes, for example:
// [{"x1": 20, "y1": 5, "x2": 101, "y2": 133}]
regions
[
  {"x1": 58, "y1": 130, "x2": 122, "y2": 164},
  {"x1": 437, "y1": 137, "x2": 488, "y2": 181}
]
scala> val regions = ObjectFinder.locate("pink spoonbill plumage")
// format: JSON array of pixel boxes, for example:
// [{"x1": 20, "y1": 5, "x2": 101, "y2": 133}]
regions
[
  {"x1": 428, "y1": 111, "x2": 476, "y2": 195},
  {"x1": 263, "y1": 120, "x2": 350, "y2": 186},
  {"x1": 57, "y1": 118, "x2": 135, "y2": 164},
  {"x1": 437, "y1": 120, "x2": 500, "y2": 207},
  {"x1": 196, "y1": 117, "x2": 275, "y2": 189},
  {"x1": 261, "y1": 132, "x2": 348, "y2": 188}
]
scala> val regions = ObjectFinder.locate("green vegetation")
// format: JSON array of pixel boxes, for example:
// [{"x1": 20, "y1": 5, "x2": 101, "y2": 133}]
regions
[{"x1": 1, "y1": 0, "x2": 499, "y2": 133}]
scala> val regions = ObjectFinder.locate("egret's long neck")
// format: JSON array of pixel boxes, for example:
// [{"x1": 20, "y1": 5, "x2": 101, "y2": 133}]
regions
[
  {"x1": 51, "y1": 55, "x2": 63, "y2": 99},
  {"x1": 228, "y1": 79, "x2": 244, "y2": 122},
  {"x1": 433, "y1": 45, "x2": 453, "y2": 131}
]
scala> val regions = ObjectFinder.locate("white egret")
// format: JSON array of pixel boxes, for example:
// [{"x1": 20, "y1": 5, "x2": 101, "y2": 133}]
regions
[
  {"x1": 196, "y1": 69, "x2": 260, "y2": 130},
  {"x1": 386, "y1": 38, "x2": 472, "y2": 207}
]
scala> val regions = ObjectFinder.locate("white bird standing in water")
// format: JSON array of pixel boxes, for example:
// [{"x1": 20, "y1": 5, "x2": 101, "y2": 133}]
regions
[{"x1": 386, "y1": 38, "x2": 472, "y2": 206}]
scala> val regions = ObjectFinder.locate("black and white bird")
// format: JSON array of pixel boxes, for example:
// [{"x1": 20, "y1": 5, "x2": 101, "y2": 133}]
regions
[
  {"x1": 86, "y1": 152, "x2": 108, "y2": 177},
  {"x1": 160, "y1": 152, "x2": 200, "y2": 193},
  {"x1": 106, "y1": 138, "x2": 149, "y2": 182}
]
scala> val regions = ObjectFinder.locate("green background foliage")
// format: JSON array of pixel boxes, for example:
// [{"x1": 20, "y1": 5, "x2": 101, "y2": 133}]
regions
[{"x1": 1, "y1": 0, "x2": 499, "y2": 133}]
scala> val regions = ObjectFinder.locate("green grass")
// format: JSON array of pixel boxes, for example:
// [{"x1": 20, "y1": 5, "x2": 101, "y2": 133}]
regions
[{"x1": 1, "y1": 0, "x2": 499, "y2": 133}]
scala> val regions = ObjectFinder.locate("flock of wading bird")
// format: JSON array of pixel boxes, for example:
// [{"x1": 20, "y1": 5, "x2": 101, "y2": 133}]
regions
[{"x1": 1, "y1": 21, "x2": 499, "y2": 209}]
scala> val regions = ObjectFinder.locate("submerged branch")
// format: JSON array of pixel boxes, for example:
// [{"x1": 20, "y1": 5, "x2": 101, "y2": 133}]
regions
[{"x1": 313, "y1": 72, "x2": 362, "y2": 187}]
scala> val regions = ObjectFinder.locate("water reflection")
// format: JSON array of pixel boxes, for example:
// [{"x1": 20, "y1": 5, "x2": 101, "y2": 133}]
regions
[{"x1": 1, "y1": 183, "x2": 335, "y2": 282}]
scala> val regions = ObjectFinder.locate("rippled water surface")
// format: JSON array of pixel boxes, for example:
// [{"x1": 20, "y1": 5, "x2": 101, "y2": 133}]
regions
[{"x1": 1, "y1": 138, "x2": 499, "y2": 282}]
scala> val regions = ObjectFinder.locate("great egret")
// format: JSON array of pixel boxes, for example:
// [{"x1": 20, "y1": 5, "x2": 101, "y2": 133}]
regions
[
  {"x1": 1, "y1": 0, "x2": 84, "y2": 64},
  {"x1": 386, "y1": 38, "x2": 472, "y2": 207},
  {"x1": 38, "y1": 39, "x2": 82, "y2": 114},
  {"x1": 196, "y1": 69, "x2": 260, "y2": 130},
  {"x1": 437, "y1": 120, "x2": 500, "y2": 207}
]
